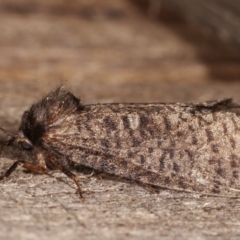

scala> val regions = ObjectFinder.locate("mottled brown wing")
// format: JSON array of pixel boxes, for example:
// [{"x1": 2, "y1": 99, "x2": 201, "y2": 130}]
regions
[{"x1": 44, "y1": 101, "x2": 240, "y2": 197}]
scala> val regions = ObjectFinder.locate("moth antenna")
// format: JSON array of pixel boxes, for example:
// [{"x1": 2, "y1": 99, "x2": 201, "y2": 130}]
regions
[
  {"x1": 0, "y1": 127, "x2": 16, "y2": 154},
  {"x1": 0, "y1": 127, "x2": 15, "y2": 138}
]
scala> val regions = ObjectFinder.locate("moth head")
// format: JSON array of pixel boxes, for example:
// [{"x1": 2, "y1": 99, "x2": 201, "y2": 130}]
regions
[
  {"x1": 18, "y1": 86, "x2": 83, "y2": 146},
  {"x1": 2, "y1": 87, "x2": 83, "y2": 150},
  {"x1": 0, "y1": 127, "x2": 33, "y2": 151},
  {"x1": 17, "y1": 131, "x2": 33, "y2": 151},
  {"x1": 18, "y1": 109, "x2": 45, "y2": 146}
]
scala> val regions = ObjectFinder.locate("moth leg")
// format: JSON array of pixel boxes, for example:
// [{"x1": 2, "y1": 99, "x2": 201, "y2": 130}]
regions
[
  {"x1": 47, "y1": 157, "x2": 83, "y2": 198},
  {"x1": 0, "y1": 160, "x2": 47, "y2": 180}
]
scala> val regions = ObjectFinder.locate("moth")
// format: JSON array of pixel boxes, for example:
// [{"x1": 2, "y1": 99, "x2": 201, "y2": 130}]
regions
[{"x1": 1, "y1": 87, "x2": 240, "y2": 198}]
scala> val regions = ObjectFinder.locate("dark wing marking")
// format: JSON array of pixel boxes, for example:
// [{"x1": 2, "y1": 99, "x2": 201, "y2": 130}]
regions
[{"x1": 49, "y1": 137, "x2": 240, "y2": 197}]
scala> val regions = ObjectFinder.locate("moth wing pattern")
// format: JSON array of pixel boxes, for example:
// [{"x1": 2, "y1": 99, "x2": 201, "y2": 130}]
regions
[{"x1": 42, "y1": 97, "x2": 240, "y2": 197}]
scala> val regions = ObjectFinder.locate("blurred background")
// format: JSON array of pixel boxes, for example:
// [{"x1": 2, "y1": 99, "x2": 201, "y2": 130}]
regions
[{"x1": 1, "y1": 0, "x2": 240, "y2": 127}]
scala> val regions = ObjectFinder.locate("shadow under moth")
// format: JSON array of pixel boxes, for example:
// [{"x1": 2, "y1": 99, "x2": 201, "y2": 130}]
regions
[{"x1": 1, "y1": 87, "x2": 240, "y2": 198}]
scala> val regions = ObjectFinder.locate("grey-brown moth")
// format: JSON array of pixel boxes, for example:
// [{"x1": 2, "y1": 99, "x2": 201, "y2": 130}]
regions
[{"x1": 1, "y1": 87, "x2": 240, "y2": 198}]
